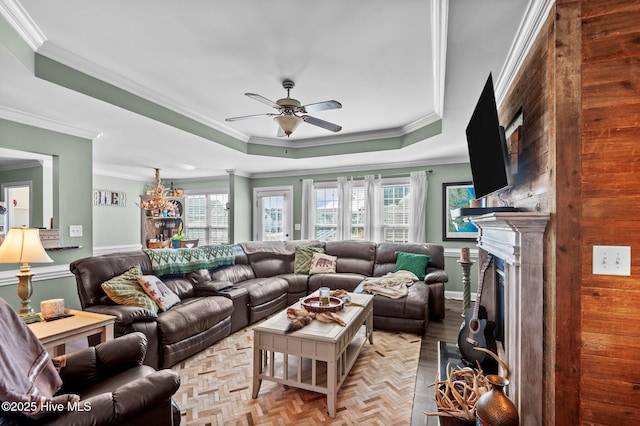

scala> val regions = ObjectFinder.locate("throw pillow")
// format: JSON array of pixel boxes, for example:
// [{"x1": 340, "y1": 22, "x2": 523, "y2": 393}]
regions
[
  {"x1": 394, "y1": 251, "x2": 431, "y2": 281},
  {"x1": 101, "y1": 265, "x2": 159, "y2": 313},
  {"x1": 294, "y1": 246, "x2": 325, "y2": 273},
  {"x1": 137, "y1": 275, "x2": 181, "y2": 311},
  {"x1": 309, "y1": 252, "x2": 338, "y2": 275}
]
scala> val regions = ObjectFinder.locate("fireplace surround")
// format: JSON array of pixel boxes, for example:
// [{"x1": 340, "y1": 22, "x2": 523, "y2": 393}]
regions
[{"x1": 470, "y1": 212, "x2": 549, "y2": 426}]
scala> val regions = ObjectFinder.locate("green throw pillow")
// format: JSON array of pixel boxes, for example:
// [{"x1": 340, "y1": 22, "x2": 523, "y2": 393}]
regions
[
  {"x1": 101, "y1": 265, "x2": 159, "y2": 313},
  {"x1": 394, "y1": 252, "x2": 430, "y2": 281},
  {"x1": 294, "y1": 246, "x2": 325, "y2": 274}
]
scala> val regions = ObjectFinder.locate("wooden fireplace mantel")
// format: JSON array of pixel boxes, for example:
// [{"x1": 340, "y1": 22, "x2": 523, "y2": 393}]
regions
[{"x1": 470, "y1": 212, "x2": 549, "y2": 426}]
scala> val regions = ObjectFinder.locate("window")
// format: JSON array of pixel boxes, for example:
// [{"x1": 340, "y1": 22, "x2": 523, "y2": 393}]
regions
[
  {"x1": 350, "y1": 185, "x2": 366, "y2": 240},
  {"x1": 314, "y1": 185, "x2": 339, "y2": 240},
  {"x1": 307, "y1": 176, "x2": 417, "y2": 243},
  {"x1": 381, "y1": 180, "x2": 410, "y2": 243},
  {"x1": 185, "y1": 193, "x2": 229, "y2": 245}
]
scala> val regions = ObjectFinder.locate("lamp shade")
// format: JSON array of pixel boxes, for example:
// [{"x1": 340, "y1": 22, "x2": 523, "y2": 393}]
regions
[
  {"x1": 274, "y1": 115, "x2": 302, "y2": 136},
  {"x1": 0, "y1": 228, "x2": 53, "y2": 264}
]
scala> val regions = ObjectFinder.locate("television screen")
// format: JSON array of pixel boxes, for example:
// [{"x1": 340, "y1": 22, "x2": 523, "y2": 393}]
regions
[{"x1": 465, "y1": 73, "x2": 512, "y2": 199}]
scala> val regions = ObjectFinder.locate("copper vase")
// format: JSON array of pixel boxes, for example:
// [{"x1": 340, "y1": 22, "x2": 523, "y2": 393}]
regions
[{"x1": 475, "y1": 375, "x2": 519, "y2": 426}]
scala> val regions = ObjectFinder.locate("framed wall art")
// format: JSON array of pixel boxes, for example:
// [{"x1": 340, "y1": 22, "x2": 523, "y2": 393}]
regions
[{"x1": 442, "y1": 181, "x2": 478, "y2": 241}]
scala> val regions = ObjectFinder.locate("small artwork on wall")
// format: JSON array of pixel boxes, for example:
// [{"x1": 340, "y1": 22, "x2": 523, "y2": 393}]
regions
[
  {"x1": 442, "y1": 182, "x2": 478, "y2": 241},
  {"x1": 93, "y1": 189, "x2": 126, "y2": 207}
]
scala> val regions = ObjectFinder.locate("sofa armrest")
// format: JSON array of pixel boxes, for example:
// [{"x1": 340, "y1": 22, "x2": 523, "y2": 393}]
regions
[
  {"x1": 56, "y1": 333, "x2": 147, "y2": 389},
  {"x1": 40, "y1": 393, "x2": 115, "y2": 426},
  {"x1": 112, "y1": 369, "x2": 181, "y2": 421},
  {"x1": 194, "y1": 279, "x2": 235, "y2": 296},
  {"x1": 424, "y1": 269, "x2": 448, "y2": 284},
  {"x1": 86, "y1": 305, "x2": 157, "y2": 325}
]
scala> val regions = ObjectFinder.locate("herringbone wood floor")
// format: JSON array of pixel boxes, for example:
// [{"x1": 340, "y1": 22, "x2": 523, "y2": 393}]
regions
[{"x1": 171, "y1": 299, "x2": 462, "y2": 426}]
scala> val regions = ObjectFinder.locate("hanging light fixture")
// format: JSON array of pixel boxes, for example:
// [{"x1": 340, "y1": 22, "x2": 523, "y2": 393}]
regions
[{"x1": 138, "y1": 168, "x2": 176, "y2": 212}]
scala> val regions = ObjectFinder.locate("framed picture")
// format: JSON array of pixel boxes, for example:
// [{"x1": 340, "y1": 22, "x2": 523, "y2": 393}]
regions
[{"x1": 442, "y1": 182, "x2": 478, "y2": 241}]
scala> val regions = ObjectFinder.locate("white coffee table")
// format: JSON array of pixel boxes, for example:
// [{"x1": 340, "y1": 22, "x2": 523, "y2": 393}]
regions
[{"x1": 252, "y1": 292, "x2": 374, "y2": 418}]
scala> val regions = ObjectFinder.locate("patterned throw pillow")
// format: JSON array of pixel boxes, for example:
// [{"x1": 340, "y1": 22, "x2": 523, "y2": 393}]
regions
[
  {"x1": 294, "y1": 246, "x2": 325, "y2": 274},
  {"x1": 101, "y1": 265, "x2": 159, "y2": 313},
  {"x1": 394, "y1": 252, "x2": 431, "y2": 281},
  {"x1": 309, "y1": 252, "x2": 338, "y2": 275},
  {"x1": 137, "y1": 275, "x2": 181, "y2": 311}
]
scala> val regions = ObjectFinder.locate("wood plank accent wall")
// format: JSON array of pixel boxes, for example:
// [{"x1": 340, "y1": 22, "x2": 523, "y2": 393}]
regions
[
  {"x1": 494, "y1": 0, "x2": 640, "y2": 423},
  {"x1": 580, "y1": 0, "x2": 640, "y2": 423}
]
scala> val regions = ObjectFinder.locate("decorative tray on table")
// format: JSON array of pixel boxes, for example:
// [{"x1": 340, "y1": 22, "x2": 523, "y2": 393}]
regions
[{"x1": 301, "y1": 296, "x2": 344, "y2": 313}]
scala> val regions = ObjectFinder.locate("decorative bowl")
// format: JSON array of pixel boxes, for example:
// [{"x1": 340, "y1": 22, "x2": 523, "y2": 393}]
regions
[{"x1": 301, "y1": 296, "x2": 344, "y2": 313}]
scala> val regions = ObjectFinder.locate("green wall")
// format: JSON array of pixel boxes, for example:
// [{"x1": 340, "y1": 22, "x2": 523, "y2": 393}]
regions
[
  {"x1": 93, "y1": 174, "x2": 147, "y2": 248},
  {"x1": 0, "y1": 119, "x2": 93, "y2": 311}
]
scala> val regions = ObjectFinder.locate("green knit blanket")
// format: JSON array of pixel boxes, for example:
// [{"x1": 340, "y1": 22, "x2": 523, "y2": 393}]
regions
[{"x1": 143, "y1": 244, "x2": 235, "y2": 276}]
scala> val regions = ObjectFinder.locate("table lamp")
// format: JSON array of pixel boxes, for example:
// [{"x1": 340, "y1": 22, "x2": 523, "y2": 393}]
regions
[{"x1": 0, "y1": 227, "x2": 53, "y2": 322}]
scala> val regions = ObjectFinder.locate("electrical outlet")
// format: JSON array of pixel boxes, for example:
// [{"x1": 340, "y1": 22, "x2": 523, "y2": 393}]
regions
[
  {"x1": 69, "y1": 225, "x2": 83, "y2": 237},
  {"x1": 592, "y1": 245, "x2": 631, "y2": 276}
]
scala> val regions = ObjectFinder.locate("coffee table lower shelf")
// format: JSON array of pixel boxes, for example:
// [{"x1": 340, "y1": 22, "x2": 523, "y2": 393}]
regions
[{"x1": 252, "y1": 292, "x2": 374, "y2": 418}]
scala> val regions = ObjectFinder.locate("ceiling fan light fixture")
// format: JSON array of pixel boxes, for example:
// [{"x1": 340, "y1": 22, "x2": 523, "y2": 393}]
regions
[{"x1": 274, "y1": 115, "x2": 302, "y2": 137}]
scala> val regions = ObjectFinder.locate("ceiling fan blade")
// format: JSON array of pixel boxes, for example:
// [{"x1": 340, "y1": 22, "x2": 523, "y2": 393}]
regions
[
  {"x1": 298, "y1": 100, "x2": 342, "y2": 114},
  {"x1": 302, "y1": 115, "x2": 342, "y2": 132},
  {"x1": 225, "y1": 113, "x2": 277, "y2": 122},
  {"x1": 245, "y1": 93, "x2": 281, "y2": 109}
]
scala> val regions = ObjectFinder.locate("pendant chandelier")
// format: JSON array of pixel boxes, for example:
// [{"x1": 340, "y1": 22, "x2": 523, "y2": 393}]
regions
[{"x1": 138, "y1": 168, "x2": 176, "y2": 211}]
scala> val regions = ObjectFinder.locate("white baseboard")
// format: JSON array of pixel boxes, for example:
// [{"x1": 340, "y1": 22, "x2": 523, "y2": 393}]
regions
[{"x1": 445, "y1": 290, "x2": 477, "y2": 301}]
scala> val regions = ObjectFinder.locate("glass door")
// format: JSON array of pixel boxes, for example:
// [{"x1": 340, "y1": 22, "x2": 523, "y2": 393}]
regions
[{"x1": 254, "y1": 187, "x2": 293, "y2": 241}]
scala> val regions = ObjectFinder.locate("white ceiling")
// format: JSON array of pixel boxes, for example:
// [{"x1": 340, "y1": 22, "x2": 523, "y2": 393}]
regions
[{"x1": 0, "y1": 0, "x2": 531, "y2": 181}]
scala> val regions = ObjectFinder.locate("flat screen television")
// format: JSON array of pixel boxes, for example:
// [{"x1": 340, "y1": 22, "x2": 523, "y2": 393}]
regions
[{"x1": 465, "y1": 73, "x2": 513, "y2": 200}]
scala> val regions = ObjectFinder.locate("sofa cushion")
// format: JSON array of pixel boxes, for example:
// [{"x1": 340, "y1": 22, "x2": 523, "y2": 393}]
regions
[
  {"x1": 324, "y1": 240, "x2": 376, "y2": 275},
  {"x1": 235, "y1": 277, "x2": 288, "y2": 307},
  {"x1": 155, "y1": 297, "x2": 233, "y2": 345},
  {"x1": 309, "y1": 253, "x2": 337, "y2": 275},
  {"x1": 137, "y1": 275, "x2": 181, "y2": 311},
  {"x1": 394, "y1": 252, "x2": 431, "y2": 281},
  {"x1": 308, "y1": 273, "x2": 367, "y2": 292},
  {"x1": 101, "y1": 266, "x2": 158, "y2": 313},
  {"x1": 294, "y1": 246, "x2": 324, "y2": 273},
  {"x1": 277, "y1": 273, "x2": 309, "y2": 295},
  {"x1": 374, "y1": 243, "x2": 445, "y2": 277}
]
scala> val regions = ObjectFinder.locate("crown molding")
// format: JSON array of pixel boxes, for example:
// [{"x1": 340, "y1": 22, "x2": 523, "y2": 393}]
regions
[
  {"x1": 37, "y1": 42, "x2": 251, "y2": 143},
  {"x1": 246, "y1": 156, "x2": 467, "y2": 180},
  {"x1": 0, "y1": 0, "x2": 46, "y2": 50},
  {"x1": 495, "y1": 0, "x2": 555, "y2": 106},
  {"x1": 431, "y1": 0, "x2": 448, "y2": 118},
  {"x1": 0, "y1": 105, "x2": 101, "y2": 140}
]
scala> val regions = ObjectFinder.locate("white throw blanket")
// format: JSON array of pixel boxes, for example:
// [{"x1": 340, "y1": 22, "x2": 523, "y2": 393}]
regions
[{"x1": 361, "y1": 270, "x2": 419, "y2": 299}]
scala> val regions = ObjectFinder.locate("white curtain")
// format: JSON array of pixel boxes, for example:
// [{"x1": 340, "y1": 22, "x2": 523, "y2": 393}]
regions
[
  {"x1": 409, "y1": 171, "x2": 428, "y2": 242},
  {"x1": 364, "y1": 175, "x2": 382, "y2": 242},
  {"x1": 337, "y1": 177, "x2": 353, "y2": 240},
  {"x1": 301, "y1": 179, "x2": 315, "y2": 239}
]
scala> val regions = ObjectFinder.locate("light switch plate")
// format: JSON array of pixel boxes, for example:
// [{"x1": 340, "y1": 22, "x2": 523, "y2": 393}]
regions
[
  {"x1": 69, "y1": 225, "x2": 83, "y2": 237},
  {"x1": 592, "y1": 245, "x2": 631, "y2": 276}
]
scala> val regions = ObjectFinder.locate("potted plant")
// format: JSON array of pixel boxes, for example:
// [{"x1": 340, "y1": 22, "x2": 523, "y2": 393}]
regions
[{"x1": 171, "y1": 223, "x2": 188, "y2": 248}]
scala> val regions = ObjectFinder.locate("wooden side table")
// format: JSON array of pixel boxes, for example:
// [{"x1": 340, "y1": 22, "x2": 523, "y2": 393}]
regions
[{"x1": 28, "y1": 309, "x2": 115, "y2": 356}]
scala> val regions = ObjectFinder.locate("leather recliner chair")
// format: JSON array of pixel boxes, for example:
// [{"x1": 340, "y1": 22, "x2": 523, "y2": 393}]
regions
[{"x1": 0, "y1": 324, "x2": 181, "y2": 425}]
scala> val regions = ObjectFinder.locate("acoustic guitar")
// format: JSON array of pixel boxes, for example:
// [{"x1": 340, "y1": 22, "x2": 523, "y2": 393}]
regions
[{"x1": 457, "y1": 254, "x2": 497, "y2": 370}]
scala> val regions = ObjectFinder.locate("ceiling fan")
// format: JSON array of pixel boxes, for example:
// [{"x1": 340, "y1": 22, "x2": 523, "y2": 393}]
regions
[{"x1": 225, "y1": 79, "x2": 342, "y2": 137}]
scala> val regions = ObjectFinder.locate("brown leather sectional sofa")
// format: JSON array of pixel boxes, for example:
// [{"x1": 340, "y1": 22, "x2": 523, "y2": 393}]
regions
[{"x1": 70, "y1": 240, "x2": 447, "y2": 369}]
